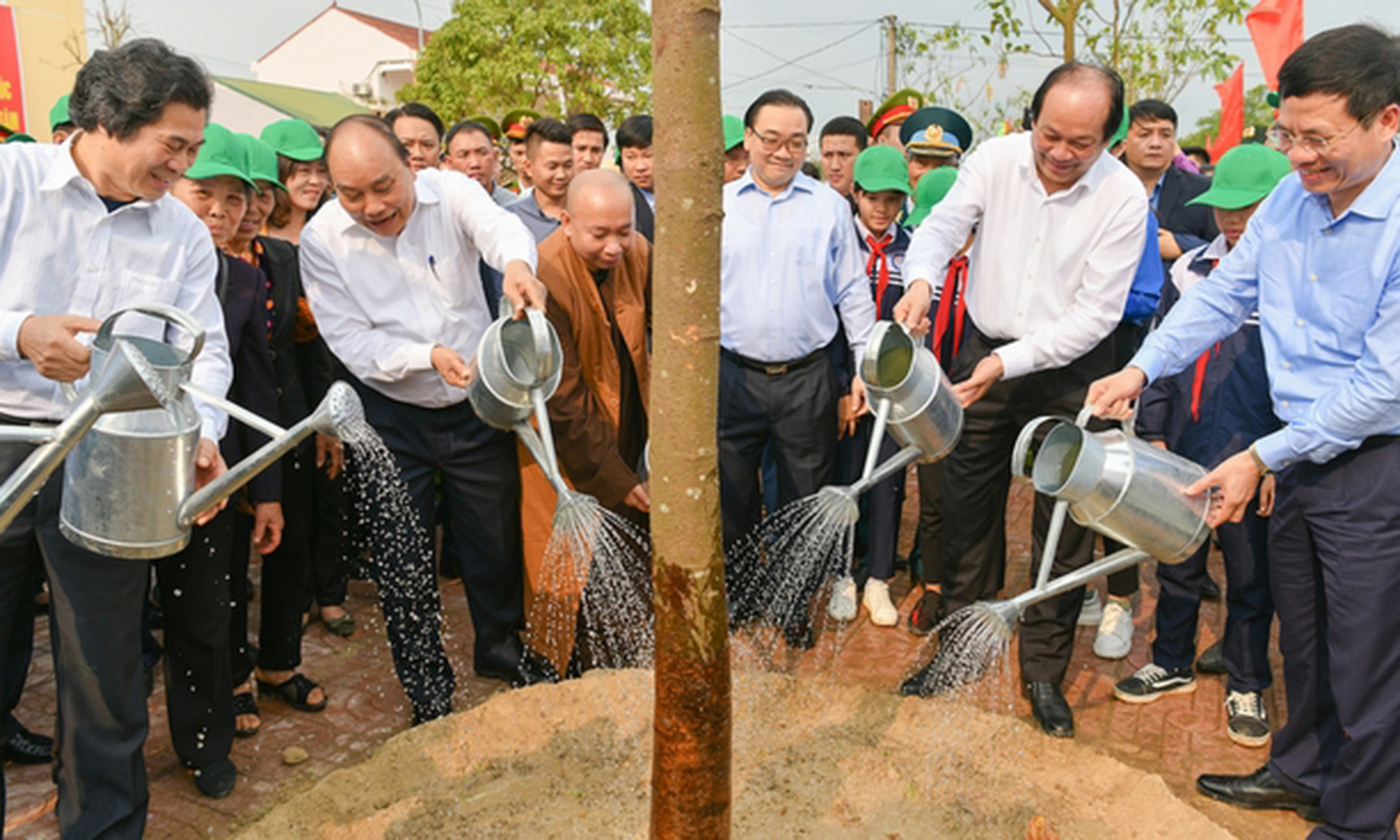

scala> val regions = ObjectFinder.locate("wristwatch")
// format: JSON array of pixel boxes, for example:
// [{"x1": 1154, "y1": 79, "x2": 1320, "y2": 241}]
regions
[{"x1": 1247, "y1": 443, "x2": 1273, "y2": 477}]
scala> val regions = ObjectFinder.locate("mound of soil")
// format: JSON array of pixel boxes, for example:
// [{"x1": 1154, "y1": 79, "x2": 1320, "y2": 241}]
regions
[{"x1": 235, "y1": 670, "x2": 1236, "y2": 840}]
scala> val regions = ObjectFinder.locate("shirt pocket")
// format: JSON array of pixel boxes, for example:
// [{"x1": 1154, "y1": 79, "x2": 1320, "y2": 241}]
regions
[{"x1": 109, "y1": 269, "x2": 178, "y2": 310}]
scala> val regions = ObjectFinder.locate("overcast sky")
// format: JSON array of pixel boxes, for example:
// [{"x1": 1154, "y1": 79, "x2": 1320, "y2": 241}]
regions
[{"x1": 98, "y1": 0, "x2": 1400, "y2": 135}]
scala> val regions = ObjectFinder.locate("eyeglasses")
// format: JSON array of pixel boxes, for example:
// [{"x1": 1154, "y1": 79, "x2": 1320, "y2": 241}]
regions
[
  {"x1": 1266, "y1": 112, "x2": 1376, "y2": 154},
  {"x1": 752, "y1": 131, "x2": 808, "y2": 154}
]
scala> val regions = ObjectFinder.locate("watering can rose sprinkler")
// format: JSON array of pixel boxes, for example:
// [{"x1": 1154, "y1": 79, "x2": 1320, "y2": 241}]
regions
[
  {"x1": 0, "y1": 305, "x2": 366, "y2": 559},
  {"x1": 902, "y1": 404, "x2": 1216, "y2": 696}
]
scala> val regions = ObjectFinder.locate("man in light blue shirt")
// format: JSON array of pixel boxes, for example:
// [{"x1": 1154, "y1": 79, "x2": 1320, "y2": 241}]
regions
[
  {"x1": 719, "y1": 89, "x2": 876, "y2": 646},
  {"x1": 1091, "y1": 25, "x2": 1400, "y2": 838}
]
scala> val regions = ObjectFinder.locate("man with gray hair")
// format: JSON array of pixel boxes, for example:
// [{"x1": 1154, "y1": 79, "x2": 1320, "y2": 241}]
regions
[
  {"x1": 0, "y1": 39, "x2": 232, "y2": 837},
  {"x1": 301, "y1": 115, "x2": 555, "y2": 726}
]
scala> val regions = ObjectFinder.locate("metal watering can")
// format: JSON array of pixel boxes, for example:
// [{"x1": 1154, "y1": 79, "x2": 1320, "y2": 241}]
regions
[
  {"x1": 815, "y1": 320, "x2": 966, "y2": 525},
  {"x1": 0, "y1": 305, "x2": 364, "y2": 559},
  {"x1": 467, "y1": 300, "x2": 597, "y2": 526}
]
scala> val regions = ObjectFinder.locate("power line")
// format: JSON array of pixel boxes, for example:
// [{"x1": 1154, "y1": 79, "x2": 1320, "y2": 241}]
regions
[
  {"x1": 721, "y1": 20, "x2": 881, "y2": 91},
  {"x1": 722, "y1": 28, "x2": 878, "y2": 93},
  {"x1": 722, "y1": 20, "x2": 877, "y2": 30}
]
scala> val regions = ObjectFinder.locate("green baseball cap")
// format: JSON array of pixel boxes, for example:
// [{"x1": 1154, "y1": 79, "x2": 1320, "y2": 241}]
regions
[
  {"x1": 723, "y1": 114, "x2": 744, "y2": 152},
  {"x1": 853, "y1": 146, "x2": 911, "y2": 195},
  {"x1": 1109, "y1": 103, "x2": 1131, "y2": 147},
  {"x1": 260, "y1": 118, "x2": 324, "y2": 162},
  {"x1": 469, "y1": 114, "x2": 502, "y2": 142},
  {"x1": 236, "y1": 132, "x2": 286, "y2": 191},
  {"x1": 184, "y1": 123, "x2": 257, "y2": 188},
  {"x1": 49, "y1": 95, "x2": 72, "y2": 130},
  {"x1": 3, "y1": 132, "x2": 36, "y2": 144},
  {"x1": 1187, "y1": 144, "x2": 1292, "y2": 210},
  {"x1": 906, "y1": 167, "x2": 958, "y2": 228}
]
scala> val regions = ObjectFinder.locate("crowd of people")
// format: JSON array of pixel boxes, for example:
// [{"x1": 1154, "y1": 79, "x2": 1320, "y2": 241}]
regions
[{"x1": 1, "y1": 20, "x2": 1398, "y2": 840}]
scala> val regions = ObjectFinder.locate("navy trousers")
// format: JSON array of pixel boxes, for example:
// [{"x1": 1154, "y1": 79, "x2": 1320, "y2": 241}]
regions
[
  {"x1": 1266, "y1": 437, "x2": 1400, "y2": 840},
  {"x1": 355, "y1": 383, "x2": 524, "y2": 723},
  {"x1": 1152, "y1": 498, "x2": 1274, "y2": 693},
  {"x1": 836, "y1": 412, "x2": 904, "y2": 581}
]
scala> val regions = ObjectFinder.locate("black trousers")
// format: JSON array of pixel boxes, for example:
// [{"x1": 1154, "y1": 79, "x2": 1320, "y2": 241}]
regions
[
  {"x1": 718, "y1": 349, "x2": 838, "y2": 552},
  {"x1": 153, "y1": 506, "x2": 234, "y2": 769},
  {"x1": 0, "y1": 437, "x2": 45, "y2": 827},
  {"x1": 835, "y1": 412, "x2": 905, "y2": 581},
  {"x1": 356, "y1": 383, "x2": 524, "y2": 722},
  {"x1": 1152, "y1": 498, "x2": 1273, "y2": 692},
  {"x1": 939, "y1": 323, "x2": 1118, "y2": 685},
  {"x1": 308, "y1": 444, "x2": 349, "y2": 607},
  {"x1": 1266, "y1": 437, "x2": 1400, "y2": 840},
  {"x1": 915, "y1": 459, "x2": 944, "y2": 587}
]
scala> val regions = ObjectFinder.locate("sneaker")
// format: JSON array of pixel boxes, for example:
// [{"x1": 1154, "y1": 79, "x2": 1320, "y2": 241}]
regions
[
  {"x1": 1114, "y1": 662, "x2": 1197, "y2": 703},
  {"x1": 1094, "y1": 599, "x2": 1134, "y2": 659},
  {"x1": 827, "y1": 575, "x2": 857, "y2": 622},
  {"x1": 1226, "y1": 690, "x2": 1271, "y2": 748},
  {"x1": 863, "y1": 579, "x2": 898, "y2": 626},
  {"x1": 1078, "y1": 588, "x2": 1103, "y2": 626}
]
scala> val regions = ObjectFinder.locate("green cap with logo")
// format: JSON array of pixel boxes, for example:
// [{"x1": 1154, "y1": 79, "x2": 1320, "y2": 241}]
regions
[
  {"x1": 853, "y1": 146, "x2": 911, "y2": 195},
  {"x1": 1187, "y1": 144, "x2": 1292, "y2": 210},
  {"x1": 906, "y1": 167, "x2": 959, "y2": 229},
  {"x1": 49, "y1": 95, "x2": 72, "y2": 131},
  {"x1": 723, "y1": 114, "x2": 744, "y2": 152},
  {"x1": 260, "y1": 118, "x2": 324, "y2": 162},
  {"x1": 469, "y1": 114, "x2": 502, "y2": 142},
  {"x1": 185, "y1": 123, "x2": 257, "y2": 188},
  {"x1": 236, "y1": 132, "x2": 286, "y2": 191}
]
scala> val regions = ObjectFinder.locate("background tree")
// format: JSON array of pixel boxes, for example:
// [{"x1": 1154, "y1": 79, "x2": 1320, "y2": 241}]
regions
[
  {"x1": 398, "y1": 0, "x2": 651, "y2": 125},
  {"x1": 1179, "y1": 82, "x2": 1275, "y2": 149}
]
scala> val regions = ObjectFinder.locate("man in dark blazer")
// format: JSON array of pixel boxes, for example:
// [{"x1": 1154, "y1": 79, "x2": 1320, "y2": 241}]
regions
[{"x1": 1121, "y1": 99, "x2": 1217, "y2": 274}]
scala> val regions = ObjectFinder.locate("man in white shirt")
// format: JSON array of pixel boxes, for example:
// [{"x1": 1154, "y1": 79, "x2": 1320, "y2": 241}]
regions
[
  {"x1": 0, "y1": 39, "x2": 232, "y2": 838},
  {"x1": 894, "y1": 63, "x2": 1148, "y2": 738},
  {"x1": 301, "y1": 116, "x2": 554, "y2": 726}
]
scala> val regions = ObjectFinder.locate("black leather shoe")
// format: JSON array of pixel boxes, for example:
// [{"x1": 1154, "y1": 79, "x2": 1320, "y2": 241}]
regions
[
  {"x1": 193, "y1": 757, "x2": 237, "y2": 798},
  {"x1": 1201, "y1": 575, "x2": 1222, "y2": 602},
  {"x1": 1197, "y1": 765, "x2": 1321, "y2": 820},
  {"x1": 475, "y1": 649, "x2": 561, "y2": 688},
  {"x1": 1195, "y1": 639, "x2": 1227, "y2": 675},
  {"x1": 5, "y1": 722, "x2": 54, "y2": 765},
  {"x1": 1025, "y1": 682, "x2": 1074, "y2": 738}
]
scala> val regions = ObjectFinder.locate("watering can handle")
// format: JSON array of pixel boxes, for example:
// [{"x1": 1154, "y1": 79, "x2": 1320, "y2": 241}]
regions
[
  {"x1": 96, "y1": 304, "x2": 207, "y2": 364},
  {"x1": 1078, "y1": 403, "x2": 1137, "y2": 437},
  {"x1": 497, "y1": 296, "x2": 553, "y2": 382},
  {"x1": 1011, "y1": 415, "x2": 1064, "y2": 479}
]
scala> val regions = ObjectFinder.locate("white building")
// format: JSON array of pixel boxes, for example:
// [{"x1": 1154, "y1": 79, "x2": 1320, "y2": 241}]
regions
[{"x1": 251, "y1": 3, "x2": 431, "y2": 109}]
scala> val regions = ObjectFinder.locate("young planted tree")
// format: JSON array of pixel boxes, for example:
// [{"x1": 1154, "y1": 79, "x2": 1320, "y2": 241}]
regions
[
  {"x1": 648, "y1": 0, "x2": 729, "y2": 837},
  {"x1": 399, "y1": 0, "x2": 652, "y2": 124}
]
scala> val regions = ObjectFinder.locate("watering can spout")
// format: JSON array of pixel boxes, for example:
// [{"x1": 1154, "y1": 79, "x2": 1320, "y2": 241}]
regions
[{"x1": 176, "y1": 382, "x2": 364, "y2": 527}]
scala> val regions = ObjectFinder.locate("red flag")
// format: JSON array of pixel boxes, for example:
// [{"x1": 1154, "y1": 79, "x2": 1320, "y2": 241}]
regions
[
  {"x1": 0, "y1": 6, "x2": 27, "y2": 134},
  {"x1": 1208, "y1": 63, "x2": 1245, "y2": 163},
  {"x1": 1246, "y1": 0, "x2": 1305, "y2": 92}
]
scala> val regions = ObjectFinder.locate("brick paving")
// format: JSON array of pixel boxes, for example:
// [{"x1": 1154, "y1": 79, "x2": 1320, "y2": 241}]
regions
[{"x1": 0, "y1": 476, "x2": 1345, "y2": 839}]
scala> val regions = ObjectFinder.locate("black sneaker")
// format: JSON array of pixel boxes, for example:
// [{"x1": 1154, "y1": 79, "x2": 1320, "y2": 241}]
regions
[
  {"x1": 1113, "y1": 663, "x2": 1197, "y2": 704},
  {"x1": 193, "y1": 757, "x2": 237, "y2": 798},
  {"x1": 1225, "y1": 690, "x2": 1271, "y2": 748}
]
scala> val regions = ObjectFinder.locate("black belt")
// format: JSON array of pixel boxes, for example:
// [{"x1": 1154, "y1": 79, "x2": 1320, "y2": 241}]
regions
[{"x1": 721, "y1": 346, "x2": 826, "y2": 377}]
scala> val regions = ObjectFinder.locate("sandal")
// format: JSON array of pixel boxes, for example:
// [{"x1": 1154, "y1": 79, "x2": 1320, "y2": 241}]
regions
[
  {"x1": 257, "y1": 673, "x2": 328, "y2": 712},
  {"x1": 321, "y1": 613, "x2": 356, "y2": 638},
  {"x1": 233, "y1": 691, "x2": 261, "y2": 737},
  {"x1": 907, "y1": 588, "x2": 944, "y2": 636}
]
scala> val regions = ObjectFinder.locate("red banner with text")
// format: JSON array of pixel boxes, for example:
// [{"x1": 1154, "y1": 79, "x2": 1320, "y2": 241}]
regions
[{"x1": 0, "y1": 5, "x2": 26, "y2": 134}]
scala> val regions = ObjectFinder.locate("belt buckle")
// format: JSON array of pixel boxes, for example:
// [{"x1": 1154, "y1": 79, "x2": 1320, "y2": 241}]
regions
[{"x1": 764, "y1": 363, "x2": 789, "y2": 376}]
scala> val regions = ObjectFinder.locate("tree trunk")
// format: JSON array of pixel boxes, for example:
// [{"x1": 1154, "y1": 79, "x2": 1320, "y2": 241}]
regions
[
  {"x1": 648, "y1": 0, "x2": 730, "y2": 838},
  {"x1": 1039, "y1": 0, "x2": 1081, "y2": 62}
]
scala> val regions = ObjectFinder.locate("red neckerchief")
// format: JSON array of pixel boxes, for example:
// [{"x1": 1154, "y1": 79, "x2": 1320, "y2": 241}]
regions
[
  {"x1": 932, "y1": 255, "x2": 969, "y2": 366},
  {"x1": 865, "y1": 231, "x2": 895, "y2": 314},
  {"x1": 1189, "y1": 259, "x2": 1220, "y2": 423}
]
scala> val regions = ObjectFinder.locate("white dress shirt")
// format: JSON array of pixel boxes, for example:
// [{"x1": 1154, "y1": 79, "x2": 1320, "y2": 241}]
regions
[
  {"x1": 904, "y1": 133, "x2": 1148, "y2": 380},
  {"x1": 300, "y1": 167, "x2": 537, "y2": 407},
  {"x1": 0, "y1": 141, "x2": 232, "y2": 440}
]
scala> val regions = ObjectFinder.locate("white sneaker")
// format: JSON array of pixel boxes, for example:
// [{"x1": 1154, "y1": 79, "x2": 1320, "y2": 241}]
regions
[
  {"x1": 1078, "y1": 588, "x2": 1103, "y2": 626},
  {"x1": 1094, "y1": 599, "x2": 1134, "y2": 660},
  {"x1": 827, "y1": 575, "x2": 857, "y2": 621},
  {"x1": 863, "y1": 579, "x2": 899, "y2": 626}
]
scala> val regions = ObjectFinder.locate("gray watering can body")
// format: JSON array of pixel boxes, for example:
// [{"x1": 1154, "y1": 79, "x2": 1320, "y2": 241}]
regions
[
  {"x1": 1013, "y1": 411, "x2": 1211, "y2": 565},
  {"x1": 859, "y1": 320, "x2": 963, "y2": 464},
  {"x1": 0, "y1": 305, "x2": 366, "y2": 560},
  {"x1": 468, "y1": 299, "x2": 562, "y2": 432}
]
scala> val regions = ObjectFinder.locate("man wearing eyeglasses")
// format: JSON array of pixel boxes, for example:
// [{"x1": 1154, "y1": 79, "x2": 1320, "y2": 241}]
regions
[
  {"x1": 892, "y1": 63, "x2": 1148, "y2": 740},
  {"x1": 718, "y1": 88, "x2": 876, "y2": 647},
  {"x1": 1090, "y1": 26, "x2": 1400, "y2": 839}
]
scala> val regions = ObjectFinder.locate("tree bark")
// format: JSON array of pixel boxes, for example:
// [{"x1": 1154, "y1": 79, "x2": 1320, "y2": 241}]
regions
[
  {"x1": 1039, "y1": 0, "x2": 1082, "y2": 62},
  {"x1": 648, "y1": 0, "x2": 730, "y2": 838}
]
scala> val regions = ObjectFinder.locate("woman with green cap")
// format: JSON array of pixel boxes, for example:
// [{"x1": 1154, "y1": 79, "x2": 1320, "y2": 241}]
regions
[
  {"x1": 260, "y1": 118, "x2": 329, "y2": 245},
  {"x1": 221, "y1": 133, "x2": 339, "y2": 742},
  {"x1": 165, "y1": 122, "x2": 286, "y2": 798}
]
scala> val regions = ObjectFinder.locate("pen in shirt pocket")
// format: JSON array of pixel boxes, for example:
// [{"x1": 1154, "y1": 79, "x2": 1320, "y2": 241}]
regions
[{"x1": 428, "y1": 254, "x2": 441, "y2": 281}]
